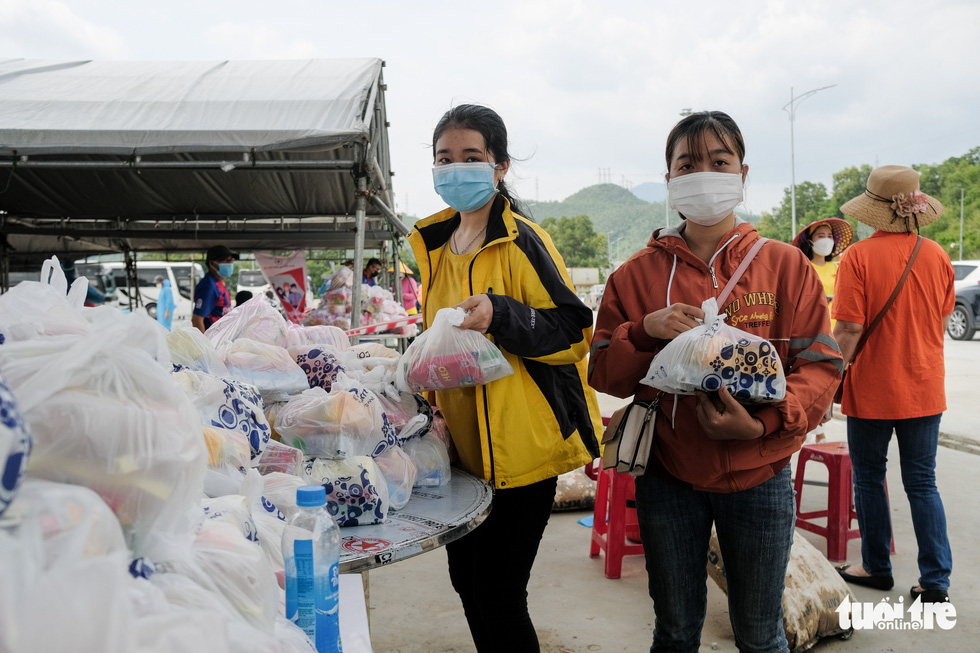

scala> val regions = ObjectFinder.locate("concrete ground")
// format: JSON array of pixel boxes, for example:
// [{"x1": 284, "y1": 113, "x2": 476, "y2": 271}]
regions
[{"x1": 366, "y1": 337, "x2": 980, "y2": 653}]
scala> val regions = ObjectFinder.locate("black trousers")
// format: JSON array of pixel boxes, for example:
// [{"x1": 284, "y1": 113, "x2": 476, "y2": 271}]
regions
[{"x1": 445, "y1": 476, "x2": 558, "y2": 653}]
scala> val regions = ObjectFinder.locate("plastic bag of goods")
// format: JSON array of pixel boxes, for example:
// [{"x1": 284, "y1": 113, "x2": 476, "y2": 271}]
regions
[
  {"x1": 1, "y1": 478, "x2": 128, "y2": 567},
  {"x1": 0, "y1": 526, "x2": 140, "y2": 653},
  {"x1": 283, "y1": 323, "x2": 350, "y2": 351},
  {"x1": 205, "y1": 295, "x2": 290, "y2": 349},
  {"x1": 399, "y1": 307, "x2": 514, "y2": 392},
  {"x1": 287, "y1": 343, "x2": 347, "y2": 391},
  {"x1": 167, "y1": 326, "x2": 231, "y2": 376},
  {"x1": 255, "y1": 438, "x2": 304, "y2": 476},
  {"x1": 241, "y1": 469, "x2": 288, "y2": 584},
  {"x1": 641, "y1": 297, "x2": 786, "y2": 402},
  {"x1": 0, "y1": 324, "x2": 207, "y2": 554},
  {"x1": 154, "y1": 516, "x2": 280, "y2": 632},
  {"x1": 326, "y1": 266, "x2": 354, "y2": 292},
  {"x1": 0, "y1": 370, "x2": 32, "y2": 519},
  {"x1": 201, "y1": 425, "x2": 251, "y2": 498},
  {"x1": 174, "y1": 369, "x2": 271, "y2": 461},
  {"x1": 220, "y1": 337, "x2": 310, "y2": 403},
  {"x1": 365, "y1": 381, "x2": 433, "y2": 443},
  {"x1": 258, "y1": 472, "x2": 307, "y2": 521},
  {"x1": 303, "y1": 456, "x2": 390, "y2": 526},
  {"x1": 403, "y1": 433, "x2": 451, "y2": 488},
  {"x1": 274, "y1": 377, "x2": 397, "y2": 458},
  {"x1": 374, "y1": 444, "x2": 418, "y2": 509},
  {"x1": 0, "y1": 255, "x2": 90, "y2": 343}
]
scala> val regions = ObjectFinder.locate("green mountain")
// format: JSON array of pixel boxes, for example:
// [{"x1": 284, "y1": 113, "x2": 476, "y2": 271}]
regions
[{"x1": 527, "y1": 183, "x2": 759, "y2": 261}]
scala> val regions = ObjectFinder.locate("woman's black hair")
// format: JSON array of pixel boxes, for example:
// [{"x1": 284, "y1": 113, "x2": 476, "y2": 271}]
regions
[
  {"x1": 665, "y1": 111, "x2": 746, "y2": 172},
  {"x1": 432, "y1": 104, "x2": 529, "y2": 217}
]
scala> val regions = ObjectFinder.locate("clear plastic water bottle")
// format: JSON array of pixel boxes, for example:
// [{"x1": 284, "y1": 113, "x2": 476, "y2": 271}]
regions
[{"x1": 282, "y1": 485, "x2": 342, "y2": 653}]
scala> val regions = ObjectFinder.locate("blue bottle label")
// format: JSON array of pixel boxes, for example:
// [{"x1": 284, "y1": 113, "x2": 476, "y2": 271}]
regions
[
  {"x1": 315, "y1": 561, "x2": 342, "y2": 652},
  {"x1": 291, "y1": 539, "x2": 316, "y2": 639}
]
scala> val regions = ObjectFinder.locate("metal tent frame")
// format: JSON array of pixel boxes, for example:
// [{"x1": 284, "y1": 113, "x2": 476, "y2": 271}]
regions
[{"x1": 0, "y1": 57, "x2": 410, "y2": 327}]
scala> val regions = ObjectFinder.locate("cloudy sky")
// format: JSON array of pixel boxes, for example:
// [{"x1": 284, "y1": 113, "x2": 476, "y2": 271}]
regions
[{"x1": 2, "y1": 0, "x2": 978, "y2": 223}]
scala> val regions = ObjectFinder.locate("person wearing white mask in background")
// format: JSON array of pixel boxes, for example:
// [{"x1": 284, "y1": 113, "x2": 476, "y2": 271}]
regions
[
  {"x1": 590, "y1": 111, "x2": 841, "y2": 653},
  {"x1": 408, "y1": 104, "x2": 603, "y2": 653},
  {"x1": 792, "y1": 218, "x2": 855, "y2": 442}
]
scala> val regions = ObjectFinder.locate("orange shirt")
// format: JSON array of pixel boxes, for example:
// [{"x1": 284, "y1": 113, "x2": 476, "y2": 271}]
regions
[{"x1": 832, "y1": 231, "x2": 954, "y2": 419}]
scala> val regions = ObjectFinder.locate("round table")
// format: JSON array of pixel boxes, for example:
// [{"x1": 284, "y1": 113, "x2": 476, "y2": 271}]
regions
[{"x1": 338, "y1": 470, "x2": 492, "y2": 573}]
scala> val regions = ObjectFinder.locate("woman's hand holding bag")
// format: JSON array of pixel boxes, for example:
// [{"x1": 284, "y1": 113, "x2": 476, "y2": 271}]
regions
[{"x1": 398, "y1": 307, "x2": 514, "y2": 392}]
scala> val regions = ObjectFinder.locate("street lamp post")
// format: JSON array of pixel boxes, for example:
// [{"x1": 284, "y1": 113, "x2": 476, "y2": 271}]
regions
[{"x1": 782, "y1": 85, "x2": 836, "y2": 238}]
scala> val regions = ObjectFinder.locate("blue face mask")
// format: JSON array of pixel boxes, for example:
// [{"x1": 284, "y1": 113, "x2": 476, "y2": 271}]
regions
[
  {"x1": 217, "y1": 262, "x2": 235, "y2": 278},
  {"x1": 432, "y1": 162, "x2": 498, "y2": 213}
]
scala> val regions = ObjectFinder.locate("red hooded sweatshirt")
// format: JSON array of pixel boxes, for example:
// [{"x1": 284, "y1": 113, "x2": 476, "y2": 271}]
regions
[{"x1": 589, "y1": 221, "x2": 842, "y2": 493}]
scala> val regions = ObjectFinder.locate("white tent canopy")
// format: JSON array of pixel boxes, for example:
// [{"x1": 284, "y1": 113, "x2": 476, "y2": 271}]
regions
[{"x1": 0, "y1": 58, "x2": 407, "y2": 272}]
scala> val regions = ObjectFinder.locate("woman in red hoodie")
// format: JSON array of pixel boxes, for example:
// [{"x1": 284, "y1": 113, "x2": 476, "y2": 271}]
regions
[{"x1": 589, "y1": 111, "x2": 842, "y2": 652}]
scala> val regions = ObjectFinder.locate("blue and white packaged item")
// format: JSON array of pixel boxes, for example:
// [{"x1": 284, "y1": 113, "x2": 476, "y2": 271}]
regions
[
  {"x1": 282, "y1": 485, "x2": 342, "y2": 653},
  {"x1": 0, "y1": 372, "x2": 32, "y2": 518}
]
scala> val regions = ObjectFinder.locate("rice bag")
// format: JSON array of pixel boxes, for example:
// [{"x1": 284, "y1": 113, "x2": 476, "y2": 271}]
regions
[
  {"x1": 303, "y1": 456, "x2": 390, "y2": 527},
  {"x1": 173, "y1": 369, "x2": 271, "y2": 461},
  {"x1": 641, "y1": 298, "x2": 786, "y2": 402},
  {"x1": 0, "y1": 371, "x2": 32, "y2": 519},
  {"x1": 220, "y1": 338, "x2": 310, "y2": 403},
  {"x1": 398, "y1": 307, "x2": 514, "y2": 392}
]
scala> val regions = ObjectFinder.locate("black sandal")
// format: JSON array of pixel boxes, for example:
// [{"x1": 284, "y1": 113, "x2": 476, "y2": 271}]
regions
[
  {"x1": 836, "y1": 564, "x2": 894, "y2": 590},
  {"x1": 910, "y1": 585, "x2": 949, "y2": 603}
]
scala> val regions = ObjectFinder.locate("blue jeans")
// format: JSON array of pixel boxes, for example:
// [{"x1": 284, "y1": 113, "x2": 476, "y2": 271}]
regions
[
  {"x1": 847, "y1": 414, "x2": 952, "y2": 590},
  {"x1": 633, "y1": 466, "x2": 795, "y2": 653}
]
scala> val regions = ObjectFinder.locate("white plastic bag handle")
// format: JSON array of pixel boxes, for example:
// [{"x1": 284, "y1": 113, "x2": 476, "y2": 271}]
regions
[
  {"x1": 39, "y1": 255, "x2": 88, "y2": 309},
  {"x1": 39, "y1": 256, "x2": 68, "y2": 295}
]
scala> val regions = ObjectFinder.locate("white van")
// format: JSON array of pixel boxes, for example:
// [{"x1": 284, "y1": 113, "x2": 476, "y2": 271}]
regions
[{"x1": 102, "y1": 261, "x2": 206, "y2": 322}]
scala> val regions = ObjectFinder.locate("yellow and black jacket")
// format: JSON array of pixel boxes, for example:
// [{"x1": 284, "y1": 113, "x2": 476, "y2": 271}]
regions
[{"x1": 408, "y1": 196, "x2": 602, "y2": 489}]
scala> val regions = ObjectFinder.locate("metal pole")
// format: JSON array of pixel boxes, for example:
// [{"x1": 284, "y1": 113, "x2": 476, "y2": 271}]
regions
[
  {"x1": 960, "y1": 188, "x2": 965, "y2": 261},
  {"x1": 782, "y1": 84, "x2": 836, "y2": 239},
  {"x1": 351, "y1": 176, "x2": 368, "y2": 332},
  {"x1": 789, "y1": 87, "x2": 797, "y2": 238}
]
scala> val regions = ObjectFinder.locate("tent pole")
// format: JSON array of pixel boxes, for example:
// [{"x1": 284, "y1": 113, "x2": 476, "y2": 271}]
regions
[{"x1": 351, "y1": 176, "x2": 368, "y2": 333}]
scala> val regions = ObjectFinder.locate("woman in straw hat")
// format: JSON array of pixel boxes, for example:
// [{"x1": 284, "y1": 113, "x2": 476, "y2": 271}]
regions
[
  {"x1": 792, "y1": 217, "x2": 854, "y2": 442},
  {"x1": 832, "y1": 165, "x2": 955, "y2": 604}
]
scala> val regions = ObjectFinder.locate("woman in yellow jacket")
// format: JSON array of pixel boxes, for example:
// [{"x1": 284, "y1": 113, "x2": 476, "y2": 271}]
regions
[{"x1": 408, "y1": 104, "x2": 603, "y2": 653}]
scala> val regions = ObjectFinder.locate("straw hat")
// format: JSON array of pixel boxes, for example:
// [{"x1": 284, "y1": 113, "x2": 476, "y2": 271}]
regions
[
  {"x1": 792, "y1": 218, "x2": 854, "y2": 260},
  {"x1": 387, "y1": 261, "x2": 413, "y2": 275},
  {"x1": 839, "y1": 165, "x2": 943, "y2": 233}
]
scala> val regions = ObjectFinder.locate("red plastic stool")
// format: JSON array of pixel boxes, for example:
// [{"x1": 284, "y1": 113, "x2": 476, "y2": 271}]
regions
[
  {"x1": 587, "y1": 462, "x2": 644, "y2": 578},
  {"x1": 794, "y1": 441, "x2": 894, "y2": 562}
]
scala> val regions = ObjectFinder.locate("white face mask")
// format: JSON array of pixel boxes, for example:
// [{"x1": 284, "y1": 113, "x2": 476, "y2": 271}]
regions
[
  {"x1": 668, "y1": 171, "x2": 744, "y2": 226},
  {"x1": 811, "y1": 237, "x2": 835, "y2": 257}
]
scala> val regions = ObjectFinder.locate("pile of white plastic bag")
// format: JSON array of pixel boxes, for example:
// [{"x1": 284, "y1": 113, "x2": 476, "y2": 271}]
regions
[
  {"x1": 0, "y1": 256, "x2": 449, "y2": 653},
  {"x1": 303, "y1": 266, "x2": 417, "y2": 336}
]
